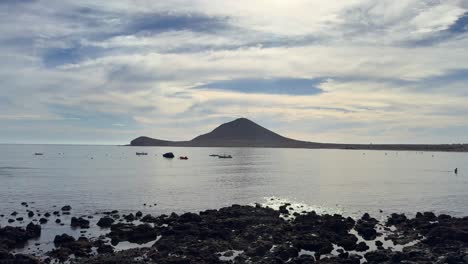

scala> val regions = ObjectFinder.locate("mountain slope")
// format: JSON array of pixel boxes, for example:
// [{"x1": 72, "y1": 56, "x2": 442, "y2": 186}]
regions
[
  {"x1": 128, "y1": 118, "x2": 468, "y2": 152},
  {"x1": 189, "y1": 118, "x2": 307, "y2": 147}
]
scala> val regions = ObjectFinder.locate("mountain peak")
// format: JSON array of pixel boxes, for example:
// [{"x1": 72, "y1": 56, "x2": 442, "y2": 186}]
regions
[{"x1": 190, "y1": 117, "x2": 289, "y2": 144}]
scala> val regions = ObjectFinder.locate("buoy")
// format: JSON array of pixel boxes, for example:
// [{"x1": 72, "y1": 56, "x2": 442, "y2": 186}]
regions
[{"x1": 455, "y1": 168, "x2": 458, "y2": 174}]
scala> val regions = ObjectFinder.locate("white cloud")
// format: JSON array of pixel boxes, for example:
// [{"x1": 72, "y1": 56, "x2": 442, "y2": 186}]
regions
[{"x1": 0, "y1": 0, "x2": 468, "y2": 144}]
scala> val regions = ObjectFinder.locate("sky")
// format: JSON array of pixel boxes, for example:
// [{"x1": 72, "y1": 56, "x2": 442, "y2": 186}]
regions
[{"x1": 1, "y1": 0, "x2": 468, "y2": 145}]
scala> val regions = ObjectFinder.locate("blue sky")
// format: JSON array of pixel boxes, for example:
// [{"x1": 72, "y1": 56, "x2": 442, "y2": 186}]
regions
[{"x1": 1, "y1": 1, "x2": 468, "y2": 144}]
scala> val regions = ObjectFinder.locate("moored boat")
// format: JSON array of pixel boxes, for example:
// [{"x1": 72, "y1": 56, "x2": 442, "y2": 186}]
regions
[
  {"x1": 163, "y1": 152, "x2": 175, "y2": 158},
  {"x1": 218, "y1": 154, "x2": 232, "y2": 159},
  {"x1": 179, "y1": 156, "x2": 188, "y2": 160}
]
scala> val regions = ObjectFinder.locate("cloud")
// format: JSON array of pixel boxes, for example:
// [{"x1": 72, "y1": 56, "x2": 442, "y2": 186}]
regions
[
  {"x1": 1, "y1": 0, "x2": 468, "y2": 144},
  {"x1": 195, "y1": 78, "x2": 324, "y2": 95}
]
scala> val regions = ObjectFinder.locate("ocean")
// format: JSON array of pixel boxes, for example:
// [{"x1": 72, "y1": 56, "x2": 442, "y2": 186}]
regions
[{"x1": 1, "y1": 144, "x2": 467, "y2": 253}]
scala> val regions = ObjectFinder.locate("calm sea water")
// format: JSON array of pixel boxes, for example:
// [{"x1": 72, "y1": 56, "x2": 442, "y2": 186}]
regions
[
  {"x1": 1, "y1": 144, "x2": 467, "y2": 219},
  {"x1": 1, "y1": 144, "x2": 468, "y2": 254}
]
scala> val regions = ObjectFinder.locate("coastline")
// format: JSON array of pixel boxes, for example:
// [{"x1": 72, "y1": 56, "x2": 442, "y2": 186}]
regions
[
  {"x1": 1, "y1": 203, "x2": 467, "y2": 264},
  {"x1": 127, "y1": 142, "x2": 468, "y2": 153}
]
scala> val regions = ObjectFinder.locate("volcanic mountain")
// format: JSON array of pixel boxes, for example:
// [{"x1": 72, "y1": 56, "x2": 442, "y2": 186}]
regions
[
  {"x1": 130, "y1": 118, "x2": 314, "y2": 148},
  {"x1": 129, "y1": 118, "x2": 468, "y2": 152}
]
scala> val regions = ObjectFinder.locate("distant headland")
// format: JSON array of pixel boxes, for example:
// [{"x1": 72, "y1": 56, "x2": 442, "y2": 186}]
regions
[{"x1": 129, "y1": 118, "x2": 468, "y2": 152}]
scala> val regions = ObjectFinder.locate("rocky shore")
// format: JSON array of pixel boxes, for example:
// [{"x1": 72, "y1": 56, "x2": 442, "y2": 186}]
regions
[{"x1": 1, "y1": 203, "x2": 467, "y2": 263}]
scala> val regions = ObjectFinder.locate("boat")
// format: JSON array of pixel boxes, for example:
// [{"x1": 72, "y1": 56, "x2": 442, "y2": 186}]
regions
[
  {"x1": 218, "y1": 154, "x2": 232, "y2": 159},
  {"x1": 34, "y1": 153, "x2": 43, "y2": 156},
  {"x1": 136, "y1": 152, "x2": 148, "y2": 156},
  {"x1": 179, "y1": 156, "x2": 188, "y2": 160},
  {"x1": 209, "y1": 154, "x2": 219, "y2": 157},
  {"x1": 163, "y1": 152, "x2": 175, "y2": 158}
]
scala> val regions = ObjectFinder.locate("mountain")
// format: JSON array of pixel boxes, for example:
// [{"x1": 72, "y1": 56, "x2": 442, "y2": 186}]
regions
[
  {"x1": 189, "y1": 118, "x2": 313, "y2": 147},
  {"x1": 129, "y1": 118, "x2": 468, "y2": 152}
]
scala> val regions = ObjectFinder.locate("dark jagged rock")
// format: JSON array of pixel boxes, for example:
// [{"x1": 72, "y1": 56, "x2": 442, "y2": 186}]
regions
[
  {"x1": 97, "y1": 244, "x2": 114, "y2": 254},
  {"x1": 26, "y1": 223, "x2": 41, "y2": 237},
  {"x1": 141, "y1": 214, "x2": 158, "y2": 223},
  {"x1": 97, "y1": 216, "x2": 115, "y2": 228},
  {"x1": 124, "y1": 213, "x2": 135, "y2": 222},
  {"x1": 39, "y1": 218, "x2": 48, "y2": 224},
  {"x1": 71, "y1": 217, "x2": 90, "y2": 228},
  {"x1": 0, "y1": 223, "x2": 41, "y2": 249},
  {"x1": 61, "y1": 205, "x2": 71, "y2": 211},
  {"x1": 54, "y1": 234, "x2": 75, "y2": 246},
  {"x1": 28, "y1": 211, "x2": 34, "y2": 218},
  {"x1": 108, "y1": 223, "x2": 158, "y2": 244},
  {"x1": 135, "y1": 211, "x2": 143, "y2": 218},
  {"x1": 51, "y1": 235, "x2": 92, "y2": 261},
  {"x1": 0, "y1": 252, "x2": 39, "y2": 264},
  {"x1": 355, "y1": 213, "x2": 379, "y2": 240},
  {"x1": 2, "y1": 204, "x2": 467, "y2": 264}
]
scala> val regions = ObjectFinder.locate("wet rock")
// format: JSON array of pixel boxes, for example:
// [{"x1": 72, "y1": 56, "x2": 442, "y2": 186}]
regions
[
  {"x1": 179, "y1": 212, "x2": 201, "y2": 223},
  {"x1": 11, "y1": 211, "x2": 18, "y2": 216},
  {"x1": 26, "y1": 223, "x2": 41, "y2": 237},
  {"x1": 28, "y1": 211, "x2": 34, "y2": 218},
  {"x1": 355, "y1": 213, "x2": 379, "y2": 240},
  {"x1": 39, "y1": 218, "x2": 48, "y2": 224},
  {"x1": 245, "y1": 240, "x2": 273, "y2": 257},
  {"x1": 425, "y1": 226, "x2": 468, "y2": 245},
  {"x1": 365, "y1": 249, "x2": 392, "y2": 263},
  {"x1": 386, "y1": 213, "x2": 408, "y2": 226},
  {"x1": 44, "y1": 212, "x2": 51, "y2": 217},
  {"x1": 355, "y1": 241, "x2": 369, "y2": 252},
  {"x1": 97, "y1": 216, "x2": 115, "y2": 228},
  {"x1": 55, "y1": 219, "x2": 61, "y2": 224},
  {"x1": 135, "y1": 211, "x2": 143, "y2": 218},
  {"x1": 375, "y1": 240, "x2": 383, "y2": 249},
  {"x1": 71, "y1": 217, "x2": 90, "y2": 228},
  {"x1": 54, "y1": 234, "x2": 75, "y2": 246},
  {"x1": 8, "y1": 219, "x2": 14, "y2": 223},
  {"x1": 141, "y1": 214, "x2": 157, "y2": 223},
  {"x1": 272, "y1": 244, "x2": 299, "y2": 260},
  {"x1": 279, "y1": 204, "x2": 289, "y2": 215},
  {"x1": 51, "y1": 235, "x2": 92, "y2": 260},
  {"x1": 0, "y1": 252, "x2": 40, "y2": 264},
  {"x1": 0, "y1": 223, "x2": 41, "y2": 249},
  {"x1": 336, "y1": 234, "x2": 358, "y2": 251},
  {"x1": 16, "y1": 217, "x2": 24, "y2": 221},
  {"x1": 109, "y1": 223, "x2": 158, "y2": 244},
  {"x1": 97, "y1": 244, "x2": 114, "y2": 254},
  {"x1": 124, "y1": 213, "x2": 135, "y2": 222}
]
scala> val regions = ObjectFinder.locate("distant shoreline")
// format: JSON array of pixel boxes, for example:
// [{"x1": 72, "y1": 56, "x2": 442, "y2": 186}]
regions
[
  {"x1": 129, "y1": 118, "x2": 468, "y2": 152},
  {"x1": 127, "y1": 142, "x2": 468, "y2": 153}
]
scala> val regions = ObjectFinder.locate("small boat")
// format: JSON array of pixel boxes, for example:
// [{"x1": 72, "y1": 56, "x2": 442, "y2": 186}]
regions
[
  {"x1": 218, "y1": 154, "x2": 232, "y2": 159},
  {"x1": 163, "y1": 152, "x2": 175, "y2": 158},
  {"x1": 34, "y1": 153, "x2": 43, "y2": 156},
  {"x1": 179, "y1": 156, "x2": 188, "y2": 160},
  {"x1": 209, "y1": 154, "x2": 219, "y2": 157},
  {"x1": 136, "y1": 152, "x2": 148, "y2": 156}
]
